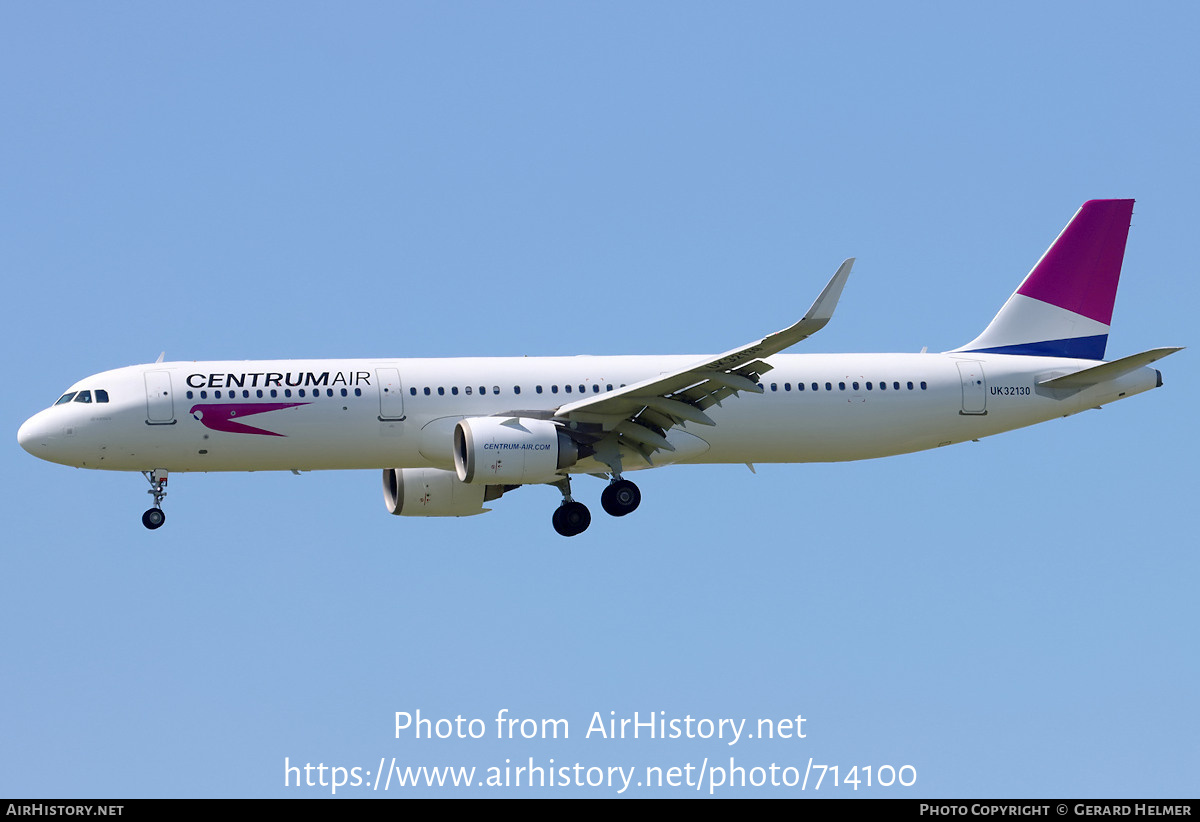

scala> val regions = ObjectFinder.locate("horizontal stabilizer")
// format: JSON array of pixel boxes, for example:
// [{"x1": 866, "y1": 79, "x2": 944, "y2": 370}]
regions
[{"x1": 1037, "y1": 347, "x2": 1182, "y2": 390}]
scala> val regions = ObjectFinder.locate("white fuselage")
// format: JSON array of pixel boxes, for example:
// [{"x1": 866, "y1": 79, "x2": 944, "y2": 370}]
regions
[{"x1": 17, "y1": 352, "x2": 1161, "y2": 476}]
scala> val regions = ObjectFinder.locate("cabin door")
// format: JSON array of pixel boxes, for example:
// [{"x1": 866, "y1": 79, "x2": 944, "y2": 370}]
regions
[
  {"x1": 957, "y1": 361, "x2": 987, "y2": 415},
  {"x1": 376, "y1": 368, "x2": 406, "y2": 421},
  {"x1": 145, "y1": 371, "x2": 176, "y2": 424}
]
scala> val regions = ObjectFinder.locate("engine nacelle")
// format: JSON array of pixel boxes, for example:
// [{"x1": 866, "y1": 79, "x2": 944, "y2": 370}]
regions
[
  {"x1": 382, "y1": 467, "x2": 502, "y2": 517},
  {"x1": 453, "y1": 417, "x2": 579, "y2": 484}
]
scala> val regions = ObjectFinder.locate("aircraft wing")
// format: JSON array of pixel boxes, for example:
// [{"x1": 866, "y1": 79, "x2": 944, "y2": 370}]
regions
[{"x1": 553, "y1": 258, "x2": 854, "y2": 464}]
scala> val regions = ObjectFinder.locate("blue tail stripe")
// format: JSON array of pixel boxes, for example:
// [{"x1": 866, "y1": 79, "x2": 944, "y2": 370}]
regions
[{"x1": 964, "y1": 334, "x2": 1108, "y2": 360}]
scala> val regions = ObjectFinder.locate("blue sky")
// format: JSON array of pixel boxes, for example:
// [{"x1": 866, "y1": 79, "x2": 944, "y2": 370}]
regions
[{"x1": 2, "y1": 2, "x2": 1195, "y2": 798}]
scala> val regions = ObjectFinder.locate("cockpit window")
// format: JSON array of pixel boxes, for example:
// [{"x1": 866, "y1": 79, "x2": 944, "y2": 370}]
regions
[
  {"x1": 95, "y1": 390, "x2": 109, "y2": 403},
  {"x1": 74, "y1": 390, "x2": 92, "y2": 403},
  {"x1": 55, "y1": 392, "x2": 77, "y2": 405}
]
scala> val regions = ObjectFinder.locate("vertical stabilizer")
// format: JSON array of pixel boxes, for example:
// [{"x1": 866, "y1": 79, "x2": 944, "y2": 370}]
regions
[{"x1": 955, "y1": 199, "x2": 1134, "y2": 359}]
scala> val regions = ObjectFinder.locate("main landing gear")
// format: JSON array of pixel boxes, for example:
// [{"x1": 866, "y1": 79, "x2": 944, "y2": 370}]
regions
[
  {"x1": 600, "y1": 478, "x2": 641, "y2": 517},
  {"x1": 552, "y1": 500, "x2": 591, "y2": 538},
  {"x1": 550, "y1": 476, "x2": 641, "y2": 537},
  {"x1": 141, "y1": 469, "x2": 168, "y2": 530}
]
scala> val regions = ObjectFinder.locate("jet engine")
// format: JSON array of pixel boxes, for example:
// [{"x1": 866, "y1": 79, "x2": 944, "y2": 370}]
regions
[
  {"x1": 382, "y1": 467, "x2": 506, "y2": 517},
  {"x1": 453, "y1": 417, "x2": 579, "y2": 484}
]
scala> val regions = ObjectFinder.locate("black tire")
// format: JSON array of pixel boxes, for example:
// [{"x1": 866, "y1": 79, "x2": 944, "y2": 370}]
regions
[
  {"x1": 142, "y1": 508, "x2": 166, "y2": 530},
  {"x1": 553, "y1": 501, "x2": 591, "y2": 536},
  {"x1": 600, "y1": 479, "x2": 641, "y2": 517}
]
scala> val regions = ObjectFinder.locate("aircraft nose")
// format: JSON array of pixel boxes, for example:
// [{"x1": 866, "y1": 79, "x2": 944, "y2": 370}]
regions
[{"x1": 17, "y1": 411, "x2": 52, "y2": 456}]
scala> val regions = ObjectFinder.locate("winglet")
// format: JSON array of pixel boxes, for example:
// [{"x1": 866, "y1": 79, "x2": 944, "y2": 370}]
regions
[
  {"x1": 803, "y1": 257, "x2": 854, "y2": 329},
  {"x1": 755, "y1": 258, "x2": 854, "y2": 352}
]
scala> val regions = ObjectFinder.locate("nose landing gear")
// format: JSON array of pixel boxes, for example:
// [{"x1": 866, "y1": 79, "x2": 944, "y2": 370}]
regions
[{"x1": 141, "y1": 470, "x2": 168, "y2": 530}]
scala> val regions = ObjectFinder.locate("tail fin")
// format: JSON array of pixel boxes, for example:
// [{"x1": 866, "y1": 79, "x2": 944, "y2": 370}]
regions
[{"x1": 955, "y1": 199, "x2": 1134, "y2": 359}]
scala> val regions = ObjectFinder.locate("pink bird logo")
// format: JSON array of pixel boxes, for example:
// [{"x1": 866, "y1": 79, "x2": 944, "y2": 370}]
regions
[{"x1": 189, "y1": 402, "x2": 309, "y2": 437}]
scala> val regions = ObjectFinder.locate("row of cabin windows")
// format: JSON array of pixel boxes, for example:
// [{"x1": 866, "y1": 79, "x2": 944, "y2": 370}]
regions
[
  {"x1": 180, "y1": 380, "x2": 931, "y2": 403},
  {"x1": 409, "y1": 383, "x2": 620, "y2": 397},
  {"x1": 761, "y1": 380, "x2": 928, "y2": 392},
  {"x1": 406, "y1": 379, "x2": 929, "y2": 398},
  {"x1": 186, "y1": 388, "x2": 363, "y2": 400},
  {"x1": 55, "y1": 390, "x2": 110, "y2": 405}
]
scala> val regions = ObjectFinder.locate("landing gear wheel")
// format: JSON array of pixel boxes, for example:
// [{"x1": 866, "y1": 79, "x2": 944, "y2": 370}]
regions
[
  {"x1": 601, "y1": 479, "x2": 641, "y2": 517},
  {"x1": 142, "y1": 508, "x2": 166, "y2": 530},
  {"x1": 552, "y1": 500, "x2": 591, "y2": 537}
]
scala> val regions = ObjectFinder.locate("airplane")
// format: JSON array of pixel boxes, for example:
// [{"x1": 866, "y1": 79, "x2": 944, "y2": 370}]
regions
[{"x1": 17, "y1": 199, "x2": 1181, "y2": 537}]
